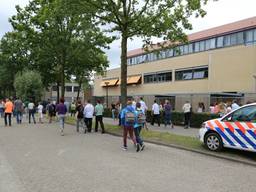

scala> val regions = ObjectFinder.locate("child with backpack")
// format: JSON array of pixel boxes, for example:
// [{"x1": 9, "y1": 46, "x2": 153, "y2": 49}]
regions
[
  {"x1": 134, "y1": 102, "x2": 146, "y2": 152},
  {"x1": 120, "y1": 100, "x2": 137, "y2": 151}
]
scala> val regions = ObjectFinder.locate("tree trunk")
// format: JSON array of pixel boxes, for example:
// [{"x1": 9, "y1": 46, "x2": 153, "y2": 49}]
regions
[
  {"x1": 120, "y1": 32, "x2": 128, "y2": 109},
  {"x1": 56, "y1": 81, "x2": 60, "y2": 103},
  {"x1": 60, "y1": 63, "x2": 65, "y2": 99},
  {"x1": 76, "y1": 79, "x2": 82, "y2": 101}
]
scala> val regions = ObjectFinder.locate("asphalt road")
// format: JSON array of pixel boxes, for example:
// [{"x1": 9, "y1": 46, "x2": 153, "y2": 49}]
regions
[{"x1": 0, "y1": 120, "x2": 255, "y2": 192}]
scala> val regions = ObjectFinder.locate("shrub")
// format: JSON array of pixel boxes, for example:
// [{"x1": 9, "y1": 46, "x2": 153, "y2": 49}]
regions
[{"x1": 103, "y1": 108, "x2": 219, "y2": 128}]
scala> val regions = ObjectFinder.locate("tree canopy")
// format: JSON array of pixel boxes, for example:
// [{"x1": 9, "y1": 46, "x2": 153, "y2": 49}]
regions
[
  {"x1": 83, "y1": 0, "x2": 213, "y2": 107},
  {"x1": 0, "y1": 0, "x2": 112, "y2": 101}
]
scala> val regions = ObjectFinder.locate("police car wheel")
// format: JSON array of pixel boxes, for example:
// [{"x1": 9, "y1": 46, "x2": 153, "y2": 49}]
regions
[{"x1": 205, "y1": 132, "x2": 223, "y2": 151}]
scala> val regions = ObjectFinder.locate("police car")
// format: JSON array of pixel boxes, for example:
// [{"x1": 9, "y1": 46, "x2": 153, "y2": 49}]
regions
[{"x1": 199, "y1": 103, "x2": 256, "y2": 152}]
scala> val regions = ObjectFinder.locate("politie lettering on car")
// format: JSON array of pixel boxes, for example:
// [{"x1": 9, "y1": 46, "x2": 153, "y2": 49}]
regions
[{"x1": 199, "y1": 103, "x2": 256, "y2": 152}]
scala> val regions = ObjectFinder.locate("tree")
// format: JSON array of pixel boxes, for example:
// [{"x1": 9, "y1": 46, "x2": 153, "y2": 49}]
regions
[
  {"x1": 14, "y1": 70, "x2": 43, "y2": 102},
  {"x1": 0, "y1": 32, "x2": 30, "y2": 97},
  {"x1": 10, "y1": 0, "x2": 112, "y2": 101},
  {"x1": 83, "y1": 0, "x2": 213, "y2": 107}
]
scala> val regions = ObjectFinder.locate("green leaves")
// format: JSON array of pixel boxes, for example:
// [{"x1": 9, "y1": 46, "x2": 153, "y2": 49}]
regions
[{"x1": 14, "y1": 70, "x2": 43, "y2": 101}]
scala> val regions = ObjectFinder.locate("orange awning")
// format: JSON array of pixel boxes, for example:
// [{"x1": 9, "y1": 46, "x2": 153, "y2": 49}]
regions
[
  {"x1": 101, "y1": 79, "x2": 119, "y2": 87},
  {"x1": 127, "y1": 75, "x2": 141, "y2": 84},
  {"x1": 117, "y1": 75, "x2": 141, "y2": 85}
]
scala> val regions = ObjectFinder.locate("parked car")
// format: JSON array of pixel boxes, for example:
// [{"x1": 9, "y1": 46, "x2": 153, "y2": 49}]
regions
[{"x1": 199, "y1": 103, "x2": 256, "y2": 152}]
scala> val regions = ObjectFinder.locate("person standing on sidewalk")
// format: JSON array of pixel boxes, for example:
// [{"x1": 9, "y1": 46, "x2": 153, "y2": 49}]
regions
[
  {"x1": 134, "y1": 102, "x2": 146, "y2": 152},
  {"x1": 28, "y1": 100, "x2": 36, "y2": 124},
  {"x1": 183, "y1": 101, "x2": 192, "y2": 129},
  {"x1": 151, "y1": 100, "x2": 160, "y2": 127},
  {"x1": 75, "y1": 100, "x2": 85, "y2": 133},
  {"x1": 139, "y1": 97, "x2": 148, "y2": 129},
  {"x1": 95, "y1": 100, "x2": 105, "y2": 134},
  {"x1": 37, "y1": 102, "x2": 44, "y2": 123},
  {"x1": 120, "y1": 99, "x2": 137, "y2": 151},
  {"x1": 56, "y1": 98, "x2": 67, "y2": 136},
  {"x1": 14, "y1": 98, "x2": 23, "y2": 124},
  {"x1": 164, "y1": 100, "x2": 174, "y2": 128},
  {"x1": 83, "y1": 100, "x2": 94, "y2": 133},
  {"x1": 4, "y1": 98, "x2": 13, "y2": 126},
  {"x1": 0, "y1": 99, "x2": 4, "y2": 118}
]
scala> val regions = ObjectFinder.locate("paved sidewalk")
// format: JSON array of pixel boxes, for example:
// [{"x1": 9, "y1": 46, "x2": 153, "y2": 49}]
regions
[{"x1": 103, "y1": 117, "x2": 199, "y2": 138}]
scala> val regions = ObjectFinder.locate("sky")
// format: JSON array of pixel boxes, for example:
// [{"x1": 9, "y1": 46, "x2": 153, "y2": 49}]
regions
[{"x1": 0, "y1": 0, "x2": 256, "y2": 69}]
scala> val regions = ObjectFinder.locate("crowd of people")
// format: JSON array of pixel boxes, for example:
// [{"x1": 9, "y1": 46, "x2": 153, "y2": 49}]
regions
[
  {"x1": 110, "y1": 97, "x2": 175, "y2": 130},
  {"x1": 1, "y1": 96, "x2": 250, "y2": 152}
]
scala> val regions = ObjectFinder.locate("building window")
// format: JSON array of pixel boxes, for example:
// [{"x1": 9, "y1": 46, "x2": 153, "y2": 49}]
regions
[
  {"x1": 65, "y1": 86, "x2": 72, "y2": 92},
  {"x1": 245, "y1": 30, "x2": 254, "y2": 44},
  {"x1": 237, "y1": 32, "x2": 244, "y2": 44},
  {"x1": 188, "y1": 43, "x2": 193, "y2": 53},
  {"x1": 52, "y1": 86, "x2": 58, "y2": 91},
  {"x1": 144, "y1": 71, "x2": 172, "y2": 84},
  {"x1": 217, "y1": 36, "x2": 224, "y2": 48},
  {"x1": 224, "y1": 35, "x2": 231, "y2": 46},
  {"x1": 74, "y1": 86, "x2": 80, "y2": 92},
  {"x1": 175, "y1": 66, "x2": 208, "y2": 81},
  {"x1": 127, "y1": 28, "x2": 256, "y2": 66},
  {"x1": 194, "y1": 42, "x2": 200, "y2": 52},
  {"x1": 199, "y1": 41, "x2": 205, "y2": 51}
]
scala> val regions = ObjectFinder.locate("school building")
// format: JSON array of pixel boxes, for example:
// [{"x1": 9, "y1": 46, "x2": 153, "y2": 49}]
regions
[{"x1": 94, "y1": 17, "x2": 256, "y2": 111}]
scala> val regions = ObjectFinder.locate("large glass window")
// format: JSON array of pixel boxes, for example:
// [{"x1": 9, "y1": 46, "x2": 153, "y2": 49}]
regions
[
  {"x1": 183, "y1": 44, "x2": 189, "y2": 54},
  {"x1": 144, "y1": 71, "x2": 172, "y2": 84},
  {"x1": 254, "y1": 29, "x2": 256, "y2": 41},
  {"x1": 127, "y1": 28, "x2": 255, "y2": 65},
  {"x1": 237, "y1": 32, "x2": 244, "y2": 44},
  {"x1": 194, "y1": 42, "x2": 200, "y2": 52},
  {"x1": 74, "y1": 86, "x2": 80, "y2": 92},
  {"x1": 188, "y1": 43, "x2": 193, "y2": 53},
  {"x1": 217, "y1": 36, "x2": 224, "y2": 48},
  {"x1": 65, "y1": 86, "x2": 72, "y2": 92},
  {"x1": 246, "y1": 30, "x2": 254, "y2": 44},
  {"x1": 224, "y1": 35, "x2": 231, "y2": 46},
  {"x1": 199, "y1": 41, "x2": 205, "y2": 51},
  {"x1": 175, "y1": 66, "x2": 208, "y2": 81}
]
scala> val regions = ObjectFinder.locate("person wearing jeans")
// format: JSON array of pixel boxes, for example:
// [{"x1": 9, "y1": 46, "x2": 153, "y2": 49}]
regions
[
  {"x1": 94, "y1": 100, "x2": 105, "y2": 133},
  {"x1": 83, "y1": 100, "x2": 94, "y2": 133},
  {"x1": 56, "y1": 98, "x2": 67, "y2": 136},
  {"x1": 120, "y1": 100, "x2": 137, "y2": 150},
  {"x1": 28, "y1": 101, "x2": 36, "y2": 124},
  {"x1": 151, "y1": 100, "x2": 160, "y2": 126},
  {"x1": 183, "y1": 101, "x2": 192, "y2": 129},
  {"x1": 134, "y1": 102, "x2": 146, "y2": 152}
]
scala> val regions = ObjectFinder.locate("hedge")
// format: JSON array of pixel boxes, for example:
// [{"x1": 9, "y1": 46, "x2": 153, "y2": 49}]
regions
[{"x1": 103, "y1": 108, "x2": 219, "y2": 128}]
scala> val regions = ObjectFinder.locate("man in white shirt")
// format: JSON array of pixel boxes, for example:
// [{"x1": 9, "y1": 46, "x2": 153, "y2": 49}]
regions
[
  {"x1": 83, "y1": 100, "x2": 94, "y2": 133},
  {"x1": 231, "y1": 100, "x2": 240, "y2": 111},
  {"x1": 28, "y1": 101, "x2": 36, "y2": 124},
  {"x1": 139, "y1": 97, "x2": 148, "y2": 113},
  {"x1": 151, "y1": 100, "x2": 160, "y2": 127},
  {"x1": 182, "y1": 101, "x2": 191, "y2": 129}
]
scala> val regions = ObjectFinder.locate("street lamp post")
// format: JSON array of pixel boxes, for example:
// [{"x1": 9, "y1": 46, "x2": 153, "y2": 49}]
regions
[{"x1": 105, "y1": 82, "x2": 110, "y2": 108}]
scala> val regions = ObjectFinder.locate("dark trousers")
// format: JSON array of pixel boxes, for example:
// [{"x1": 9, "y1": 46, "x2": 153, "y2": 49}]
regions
[
  {"x1": 95, "y1": 115, "x2": 105, "y2": 133},
  {"x1": 123, "y1": 126, "x2": 136, "y2": 147},
  {"x1": 84, "y1": 118, "x2": 92, "y2": 132},
  {"x1": 184, "y1": 112, "x2": 191, "y2": 128},
  {"x1": 134, "y1": 126, "x2": 143, "y2": 145},
  {"x1": 16, "y1": 111, "x2": 22, "y2": 124},
  {"x1": 29, "y1": 110, "x2": 36, "y2": 124},
  {"x1": 4, "y1": 113, "x2": 12, "y2": 126},
  {"x1": 151, "y1": 114, "x2": 160, "y2": 126}
]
